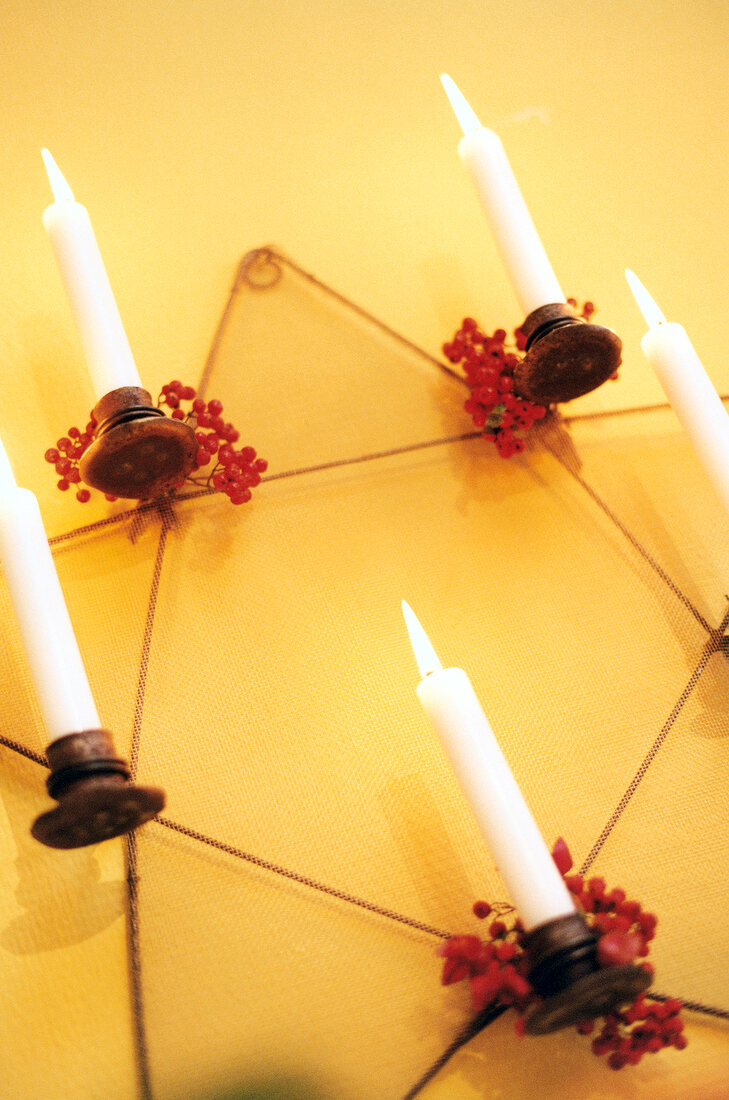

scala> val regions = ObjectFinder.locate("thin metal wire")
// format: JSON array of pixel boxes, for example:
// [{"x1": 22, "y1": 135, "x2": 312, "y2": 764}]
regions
[
  {"x1": 122, "y1": 503, "x2": 175, "y2": 1100},
  {"x1": 154, "y1": 814, "x2": 452, "y2": 940},
  {"x1": 0, "y1": 735, "x2": 46, "y2": 766},
  {"x1": 129, "y1": 508, "x2": 172, "y2": 780},
  {"x1": 399, "y1": 1004, "x2": 509, "y2": 1100},
  {"x1": 237, "y1": 247, "x2": 465, "y2": 386},
  {"x1": 579, "y1": 644, "x2": 716, "y2": 874},
  {"x1": 541, "y1": 436, "x2": 713, "y2": 634},
  {"x1": 125, "y1": 829, "x2": 154, "y2": 1100}
]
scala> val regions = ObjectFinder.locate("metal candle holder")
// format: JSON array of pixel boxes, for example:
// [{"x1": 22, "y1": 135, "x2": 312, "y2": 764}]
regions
[
  {"x1": 79, "y1": 386, "x2": 197, "y2": 500},
  {"x1": 514, "y1": 302, "x2": 623, "y2": 406},
  {"x1": 32, "y1": 729, "x2": 165, "y2": 849},
  {"x1": 522, "y1": 911, "x2": 653, "y2": 1035}
]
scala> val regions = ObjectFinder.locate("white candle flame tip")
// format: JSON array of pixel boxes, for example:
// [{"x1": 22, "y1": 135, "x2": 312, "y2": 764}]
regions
[
  {"x1": 401, "y1": 600, "x2": 443, "y2": 679},
  {"x1": 625, "y1": 268, "x2": 666, "y2": 329},
  {"x1": 440, "y1": 73, "x2": 482, "y2": 138},
  {"x1": 41, "y1": 148, "x2": 75, "y2": 203}
]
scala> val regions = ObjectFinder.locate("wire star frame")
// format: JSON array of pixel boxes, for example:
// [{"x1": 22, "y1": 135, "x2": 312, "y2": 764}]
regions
[{"x1": 2, "y1": 247, "x2": 729, "y2": 1099}]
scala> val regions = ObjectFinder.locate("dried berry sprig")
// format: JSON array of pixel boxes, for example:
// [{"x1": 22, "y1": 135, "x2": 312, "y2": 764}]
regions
[
  {"x1": 44, "y1": 382, "x2": 267, "y2": 506},
  {"x1": 437, "y1": 838, "x2": 685, "y2": 1069},
  {"x1": 44, "y1": 420, "x2": 100, "y2": 503},
  {"x1": 158, "y1": 382, "x2": 268, "y2": 505},
  {"x1": 443, "y1": 301, "x2": 613, "y2": 458},
  {"x1": 580, "y1": 994, "x2": 686, "y2": 1069},
  {"x1": 438, "y1": 903, "x2": 533, "y2": 1015}
]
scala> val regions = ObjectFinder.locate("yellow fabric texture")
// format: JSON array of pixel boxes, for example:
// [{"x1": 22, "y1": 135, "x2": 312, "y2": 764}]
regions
[{"x1": 2, "y1": 251, "x2": 729, "y2": 1099}]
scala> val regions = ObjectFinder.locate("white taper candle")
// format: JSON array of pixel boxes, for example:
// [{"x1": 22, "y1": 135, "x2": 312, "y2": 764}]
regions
[
  {"x1": 402, "y1": 601, "x2": 575, "y2": 931},
  {"x1": 41, "y1": 148, "x2": 143, "y2": 400},
  {"x1": 626, "y1": 269, "x2": 729, "y2": 520},
  {"x1": 441, "y1": 75, "x2": 565, "y2": 317},
  {"x1": 0, "y1": 436, "x2": 100, "y2": 740}
]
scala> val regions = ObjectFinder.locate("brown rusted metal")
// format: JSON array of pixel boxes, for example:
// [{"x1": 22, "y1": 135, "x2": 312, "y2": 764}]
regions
[
  {"x1": 522, "y1": 911, "x2": 652, "y2": 1034},
  {"x1": 78, "y1": 386, "x2": 197, "y2": 500},
  {"x1": 31, "y1": 728, "x2": 165, "y2": 849},
  {"x1": 514, "y1": 302, "x2": 622, "y2": 405}
]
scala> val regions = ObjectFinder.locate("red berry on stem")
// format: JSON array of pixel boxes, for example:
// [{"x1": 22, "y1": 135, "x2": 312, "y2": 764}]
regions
[
  {"x1": 441, "y1": 957, "x2": 472, "y2": 986},
  {"x1": 597, "y1": 930, "x2": 642, "y2": 968},
  {"x1": 496, "y1": 941, "x2": 518, "y2": 962},
  {"x1": 551, "y1": 837, "x2": 573, "y2": 875}
]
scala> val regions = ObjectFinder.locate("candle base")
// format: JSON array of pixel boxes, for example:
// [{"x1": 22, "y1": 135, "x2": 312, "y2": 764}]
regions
[
  {"x1": 78, "y1": 387, "x2": 197, "y2": 500},
  {"x1": 515, "y1": 303, "x2": 622, "y2": 405},
  {"x1": 31, "y1": 729, "x2": 165, "y2": 849},
  {"x1": 522, "y1": 912, "x2": 652, "y2": 1035}
]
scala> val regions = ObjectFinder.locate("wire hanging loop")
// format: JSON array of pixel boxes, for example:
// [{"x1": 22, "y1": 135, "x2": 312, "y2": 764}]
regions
[{"x1": 235, "y1": 247, "x2": 284, "y2": 290}]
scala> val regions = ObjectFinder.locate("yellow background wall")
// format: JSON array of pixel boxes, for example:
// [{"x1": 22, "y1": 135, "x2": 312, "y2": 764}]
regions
[{"x1": 2, "y1": 3, "x2": 729, "y2": 1098}]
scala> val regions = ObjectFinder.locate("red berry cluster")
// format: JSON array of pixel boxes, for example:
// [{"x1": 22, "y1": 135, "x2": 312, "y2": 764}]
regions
[
  {"x1": 553, "y1": 836, "x2": 657, "y2": 970},
  {"x1": 44, "y1": 420, "x2": 104, "y2": 503},
  {"x1": 44, "y1": 382, "x2": 266, "y2": 506},
  {"x1": 442, "y1": 301, "x2": 600, "y2": 458},
  {"x1": 438, "y1": 904, "x2": 535, "y2": 1015},
  {"x1": 578, "y1": 994, "x2": 686, "y2": 1069},
  {"x1": 436, "y1": 837, "x2": 685, "y2": 1069},
  {"x1": 443, "y1": 318, "x2": 546, "y2": 458},
  {"x1": 159, "y1": 382, "x2": 268, "y2": 505}
]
